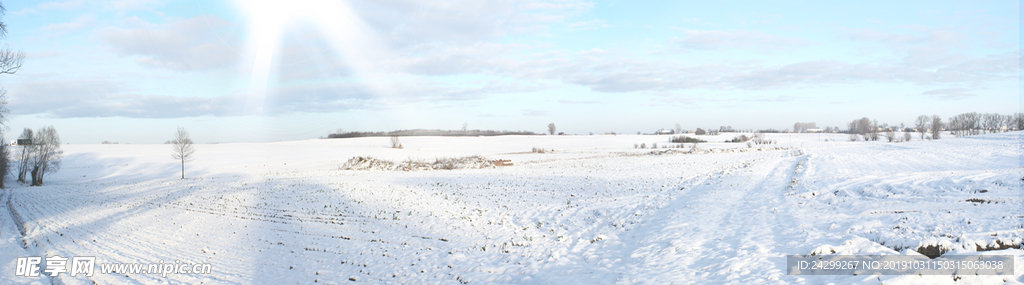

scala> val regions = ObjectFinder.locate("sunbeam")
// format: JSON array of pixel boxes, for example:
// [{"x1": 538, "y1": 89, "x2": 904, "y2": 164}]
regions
[{"x1": 234, "y1": 0, "x2": 392, "y2": 115}]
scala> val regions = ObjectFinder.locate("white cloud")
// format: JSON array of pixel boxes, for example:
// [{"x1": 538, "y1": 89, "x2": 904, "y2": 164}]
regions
[
  {"x1": 920, "y1": 88, "x2": 975, "y2": 100},
  {"x1": 96, "y1": 16, "x2": 240, "y2": 71},
  {"x1": 567, "y1": 19, "x2": 612, "y2": 31},
  {"x1": 41, "y1": 15, "x2": 96, "y2": 33},
  {"x1": 670, "y1": 29, "x2": 806, "y2": 51},
  {"x1": 38, "y1": 0, "x2": 86, "y2": 10}
]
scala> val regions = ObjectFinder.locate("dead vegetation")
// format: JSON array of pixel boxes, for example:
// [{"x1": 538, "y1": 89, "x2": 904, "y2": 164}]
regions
[{"x1": 342, "y1": 156, "x2": 512, "y2": 171}]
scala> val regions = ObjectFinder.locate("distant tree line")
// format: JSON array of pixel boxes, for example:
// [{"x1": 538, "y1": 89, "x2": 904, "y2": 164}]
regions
[
  {"x1": 327, "y1": 129, "x2": 538, "y2": 139},
  {"x1": 947, "y1": 112, "x2": 1023, "y2": 137},
  {"x1": 842, "y1": 112, "x2": 1022, "y2": 143},
  {"x1": 792, "y1": 122, "x2": 817, "y2": 133}
]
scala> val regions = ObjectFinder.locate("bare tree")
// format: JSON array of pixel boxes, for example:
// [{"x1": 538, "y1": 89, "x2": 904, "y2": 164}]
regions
[
  {"x1": 1014, "y1": 113, "x2": 1024, "y2": 131},
  {"x1": 868, "y1": 119, "x2": 880, "y2": 141},
  {"x1": 930, "y1": 115, "x2": 942, "y2": 140},
  {"x1": 390, "y1": 135, "x2": 402, "y2": 149},
  {"x1": 965, "y1": 112, "x2": 981, "y2": 135},
  {"x1": 16, "y1": 128, "x2": 31, "y2": 182},
  {"x1": 462, "y1": 122, "x2": 468, "y2": 132},
  {"x1": 171, "y1": 127, "x2": 195, "y2": 179},
  {"x1": 0, "y1": 4, "x2": 24, "y2": 186},
  {"x1": 0, "y1": 3, "x2": 22, "y2": 76},
  {"x1": 903, "y1": 129, "x2": 911, "y2": 142},
  {"x1": 675, "y1": 123, "x2": 682, "y2": 134},
  {"x1": 30, "y1": 126, "x2": 62, "y2": 186},
  {"x1": 915, "y1": 115, "x2": 929, "y2": 139},
  {"x1": 0, "y1": 138, "x2": 7, "y2": 188},
  {"x1": 547, "y1": 123, "x2": 556, "y2": 135},
  {"x1": 884, "y1": 127, "x2": 895, "y2": 142}
]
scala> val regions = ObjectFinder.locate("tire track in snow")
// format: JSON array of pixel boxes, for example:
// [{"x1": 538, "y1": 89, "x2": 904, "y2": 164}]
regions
[{"x1": 609, "y1": 151, "x2": 804, "y2": 283}]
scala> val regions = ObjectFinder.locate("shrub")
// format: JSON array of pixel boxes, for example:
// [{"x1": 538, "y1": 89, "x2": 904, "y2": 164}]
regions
[
  {"x1": 390, "y1": 136, "x2": 403, "y2": 149},
  {"x1": 670, "y1": 135, "x2": 706, "y2": 143},
  {"x1": 727, "y1": 135, "x2": 750, "y2": 143},
  {"x1": 752, "y1": 133, "x2": 775, "y2": 145}
]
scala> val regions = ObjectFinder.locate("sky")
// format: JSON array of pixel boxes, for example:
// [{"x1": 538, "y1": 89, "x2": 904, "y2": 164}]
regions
[{"x1": 0, "y1": 0, "x2": 1018, "y2": 143}]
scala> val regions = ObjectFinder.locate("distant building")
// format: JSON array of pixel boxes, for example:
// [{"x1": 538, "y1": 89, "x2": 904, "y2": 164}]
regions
[{"x1": 16, "y1": 139, "x2": 31, "y2": 146}]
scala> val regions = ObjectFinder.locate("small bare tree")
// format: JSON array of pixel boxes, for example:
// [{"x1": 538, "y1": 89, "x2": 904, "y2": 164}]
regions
[
  {"x1": 930, "y1": 115, "x2": 942, "y2": 140},
  {"x1": 462, "y1": 122, "x2": 468, "y2": 132},
  {"x1": 16, "y1": 128, "x2": 32, "y2": 182},
  {"x1": 675, "y1": 123, "x2": 682, "y2": 134},
  {"x1": 0, "y1": 138, "x2": 8, "y2": 188},
  {"x1": 915, "y1": 115, "x2": 929, "y2": 139},
  {"x1": 390, "y1": 135, "x2": 403, "y2": 149},
  {"x1": 884, "y1": 128, "x2": 895, "y2": 142},
  {"x1": 171, "y1": 127, "x2": 195, "y2": 179},
  {"x1": 547, "y1": 123, "x2": 556, "y2": 135},
  {"x1": 903, "y1": 130, "x2": 911, "y2": 142}
]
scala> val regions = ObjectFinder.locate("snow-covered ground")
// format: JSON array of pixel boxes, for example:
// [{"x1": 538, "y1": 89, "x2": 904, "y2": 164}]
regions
[{"x1": 2, "y1": 132, "x2": 1021, "y2": 284}]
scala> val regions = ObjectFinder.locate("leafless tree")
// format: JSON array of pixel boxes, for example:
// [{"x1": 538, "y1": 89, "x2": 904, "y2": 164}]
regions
[
  {"x1": 171, "y1": 127, "x2": 195, "y2": 179},
  {"x1": 884, "y1": 128, "x2": 895, "y2": 142},
  {"x1": 903, "y1": 130, "x2": 911, "y2": 142},
  {"x1": 964, "y1": 112, "x2": 981, "y2": 135},
  {"x1": 914, "y1": 115, "x2": 929, "y2": 139},
  {"x1": 930, "y1": 115, "x2": 942, "y2": 140},
  {"x1": 0, "y1": 138, "x2": 7, "y2": 188},
  {"x1": 390, "y1": 136, "x2": 403, "y2": 149},
  {"x1": 30, "y1": 126, "x2": 62, "y2": 186},
  {"x1": 462, "y1": 122, "x2": 468, "y2": 132},
  {"x1": 0, "y1": 3, "x2": 23, "y2": 76},
  {"x1": 0, "y1": 4, "x2": 25, "y2": 185},
  {"x1": 1014, "y1": 113, "x2": 1024, "y2": 131},
  {"x1": 15, "y1": 128, "x2": 31, "y2": 182},
  {"x1": 948, "y1": 115, "x2": 961, "y2": 137},
  {"x1": 675, "y1": 123, "x2": 682, "y2": 134},
  {"x1": 1001, "y1": 114, "x2": 1012, "y2": 132},
  {"x1": 547, "y1": 123, "x2": 556, "y2": 135}
]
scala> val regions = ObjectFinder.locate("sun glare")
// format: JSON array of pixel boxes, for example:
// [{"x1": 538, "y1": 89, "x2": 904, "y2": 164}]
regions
[{"x1": 233, "y1": 0, "x2": 390, "y2": 115}]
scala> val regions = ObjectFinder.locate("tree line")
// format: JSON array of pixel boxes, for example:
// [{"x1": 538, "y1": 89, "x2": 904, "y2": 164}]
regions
[
  {"x1": 327, "y1": 129, "x2": 537, "y2": 139},
  {"x1": 845, "y1": 112, "x2": 1022, "y2": 142}
]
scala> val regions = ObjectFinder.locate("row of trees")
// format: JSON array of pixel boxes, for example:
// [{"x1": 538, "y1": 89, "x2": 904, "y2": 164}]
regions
[
  {"x1": 328, "y1": 129, "x2": 538, "y2": 138},
  {"x1": 846, "y1": 112, "x2": 1022, "y2": 143},
  {"x1": 946, "y1": 112, "x2": 1023, "y2": 137}
]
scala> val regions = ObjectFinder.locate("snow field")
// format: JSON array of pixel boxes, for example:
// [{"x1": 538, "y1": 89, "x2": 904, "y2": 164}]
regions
[{"x1": 1, "y1": 132, "x2": 1021, "y2": 284}]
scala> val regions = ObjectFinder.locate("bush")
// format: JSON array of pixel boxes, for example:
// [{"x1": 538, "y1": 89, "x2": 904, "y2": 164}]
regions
[
  {"x1": 670, "y1": 135, "x2": 706, "y2": 143},
  {"x1": 390, "y1": 136, "x2": 403, "y2": 149},
  {"x1": 751, "y1": 133, "x2": 775, "y2": 145},
  {"x1": 727, "y1": 135, "x2": 750, "y2": 143}
]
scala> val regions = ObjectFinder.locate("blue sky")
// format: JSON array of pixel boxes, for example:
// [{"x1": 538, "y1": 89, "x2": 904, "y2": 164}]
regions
[{"x1": 0, "y1": 0, "x2": 1018, "y2": 143}]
